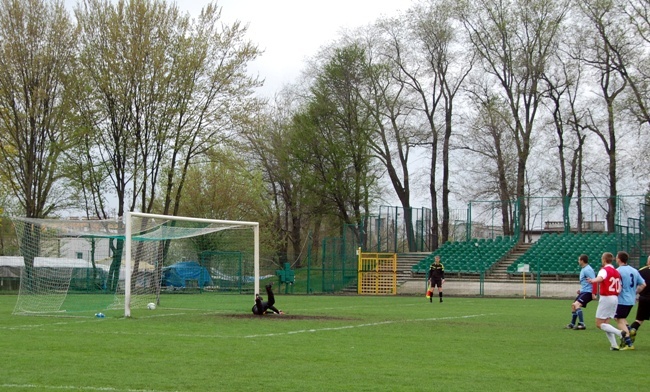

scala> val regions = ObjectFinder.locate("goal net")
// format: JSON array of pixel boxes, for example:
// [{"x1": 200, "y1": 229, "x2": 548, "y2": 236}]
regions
[{"x1": 12, "y1": 212, "x2": 259, "y2": 317}]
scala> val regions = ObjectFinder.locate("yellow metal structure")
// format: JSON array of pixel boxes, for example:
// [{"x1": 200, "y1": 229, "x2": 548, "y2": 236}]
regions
[{"x1": 357, "y1": 248, "x2": 397, "y2": 295}]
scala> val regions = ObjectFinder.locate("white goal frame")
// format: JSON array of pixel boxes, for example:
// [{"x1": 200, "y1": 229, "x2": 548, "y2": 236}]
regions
[{"x1": 124, "y1": 211, "x2": 260, "y2": 317}]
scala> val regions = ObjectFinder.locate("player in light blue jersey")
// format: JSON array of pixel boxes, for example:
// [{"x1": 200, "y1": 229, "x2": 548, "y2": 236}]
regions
[
  {"x1": 566, "y1": 254, "x2": 596, "y2": 330},
  {"x1": 615, "y1": 251, "x2": 646, "y2": 349}
]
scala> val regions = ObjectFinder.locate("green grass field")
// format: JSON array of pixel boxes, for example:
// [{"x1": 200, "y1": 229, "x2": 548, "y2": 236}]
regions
[{"x1": 0, "y1": 293, "x2": 646, "y2": 392}]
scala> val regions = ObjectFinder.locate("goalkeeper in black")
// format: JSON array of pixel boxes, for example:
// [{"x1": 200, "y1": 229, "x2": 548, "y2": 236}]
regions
[
  {"x1": 252, "y1": 282, "x2": 284, "y2": 315},
  {"x1": 427, "y1": 256, "x2": 445, "y2": 303}
]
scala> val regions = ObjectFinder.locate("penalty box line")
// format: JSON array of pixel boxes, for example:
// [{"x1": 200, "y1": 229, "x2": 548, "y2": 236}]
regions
[
  {"x1": 242, "y1": 313, "x2": 493, "y2": 339},
  {"x1": 0, "y1": 383, "x2": 174, "y2": 392}
]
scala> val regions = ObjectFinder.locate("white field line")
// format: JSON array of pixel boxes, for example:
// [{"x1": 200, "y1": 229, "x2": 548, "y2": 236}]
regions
[
  {"x1": 0, "y1": 302, "x2": 420, "y2": 330},
  {"x1": 0, "y1": 384, "x2": 176, "y2": 392},
  {"x1": 1, "y1": 313, "x2": 492, "y2": 339},
  {"x1": 3, "y1": 302, "x2": 438, "y2": 331},
  {"x1": 0, "y1": 319, "x2": 93, "y2": 330},
  {"x1": 241, "y1": 313, "x2": 489, "y2": 338}
]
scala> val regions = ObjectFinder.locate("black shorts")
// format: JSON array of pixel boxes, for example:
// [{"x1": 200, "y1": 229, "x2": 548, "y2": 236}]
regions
[
  {"x1": 430, "y1": 278, "x2": 443, "y2": 288},
  {"x1": 615, "y1": 304, "x2": 634, "y2": 319},
  {"x1": 635, "y1": 298, "x2": 650, "y2": 321},
  {"x1": 575, "y1": 292, "x2": 593, "y2": 308}
]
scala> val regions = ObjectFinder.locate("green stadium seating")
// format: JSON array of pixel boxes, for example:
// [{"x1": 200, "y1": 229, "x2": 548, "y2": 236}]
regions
[
  {"x1": 412, "y1": 236, "x2": 518, "y2": 274},
  {"x1": 507, "y1": 232, "x2": 617, "y2": 276}
]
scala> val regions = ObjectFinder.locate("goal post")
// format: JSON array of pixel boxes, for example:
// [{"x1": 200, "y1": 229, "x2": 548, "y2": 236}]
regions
[
  {"x1": 11, "y1": 213, "x2": 260, "y2": 317},
  {"x1": 123, "y1": 212, "x2": 260, "y2": 317}
]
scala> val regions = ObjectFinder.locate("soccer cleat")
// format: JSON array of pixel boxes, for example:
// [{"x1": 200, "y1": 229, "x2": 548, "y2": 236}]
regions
[
  {"x1": 630, "y1": 328, "x2": 637, "y2": 343},
  {"x1": 574, "y1": 324, "x2": 586, "y2": 330},
  {"x1": 619, "y1": 338, "x2": 627, "y2": 349},
  {"x1": 619, "y1": 330, "x2": 633, "y2": 348},
  {"x1": 610, "y1": 347, "x2": 620, "y2": 351},
  {"x1": 623, "y1": 331, "x2": 633, "y2": 346},
  {"x1": 620, "y1": 331, "x2": 628, "y2": 349},
  {"x1": 621, "y1": 345, "x2": 635, "y2": 351},
  {"x1": 565, "y1": 324, "x2": 575, "y2": 329}
]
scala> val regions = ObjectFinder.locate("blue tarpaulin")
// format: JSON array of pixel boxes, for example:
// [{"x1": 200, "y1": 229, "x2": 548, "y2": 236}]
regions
[{"x1": 162, "y1": 261, "x2": 213, "y2": 288}]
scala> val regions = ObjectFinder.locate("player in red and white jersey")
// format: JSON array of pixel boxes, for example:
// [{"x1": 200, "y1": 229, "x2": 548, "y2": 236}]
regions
[
  {"x1": 597, "y1": 262, "x2": 621, "y2": 296},
  {"x1": 587, "y1": 252, "x2": 633, "y2": 350}
]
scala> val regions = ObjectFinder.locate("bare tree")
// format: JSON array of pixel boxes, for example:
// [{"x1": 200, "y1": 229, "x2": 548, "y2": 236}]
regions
[
  {"x1": 361, "y1": 0, "x2": 472, "y2": 250},
  {"x1": 574, "y1": 0, "x2": 631, "y2": 232},
  {"x1": 345, "y1": 23, "x2": 421, "y2": 251},
  {"x1": 461, "y1": 83, "x2": 518, "y2": 235},
  {"x1": 541, "y1": 48, "x2": 587, "y2": 231},
  {"x1": 409, "y1": 0, "x2": 473, "y2": 245},
  {"x1": 458, "y1": 0, "x2": 570, "y2": 240},
  {"x1": 618, "y1": 0, "x2": 650, "y2": 125}
]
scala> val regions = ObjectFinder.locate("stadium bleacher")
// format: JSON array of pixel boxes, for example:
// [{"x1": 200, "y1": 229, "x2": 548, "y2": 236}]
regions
[
  {"x1": 506, "y1": 232, "x2": 617, "y2": 275},
  {"x1": 412, "y1": 235, "x2": 517, "y2": 274},
  {"x1": 412, "y1": 232, "x2": 619, "y2": 277}
]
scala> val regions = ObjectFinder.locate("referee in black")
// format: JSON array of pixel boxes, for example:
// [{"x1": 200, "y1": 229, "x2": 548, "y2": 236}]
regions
[{"x1": 427, "y1": 255, "x2": 445, "y2": 303}]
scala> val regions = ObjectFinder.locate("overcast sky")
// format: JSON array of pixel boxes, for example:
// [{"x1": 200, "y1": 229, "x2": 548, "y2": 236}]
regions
[
  {"x1": 63, "y1": 1, "x2": 411, "y2": 96},
  {"x1": 175, "y1": 0, "x2": 410, "y2": 96}
]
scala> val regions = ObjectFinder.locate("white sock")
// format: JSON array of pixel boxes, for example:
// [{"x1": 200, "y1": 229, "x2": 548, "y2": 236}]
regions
[
  {"x1": 605, "y1": 332, "x2": 618, "y2": 347},
  {"x1": 600, "y1": 323, "x2": 621, "y2": 336}
]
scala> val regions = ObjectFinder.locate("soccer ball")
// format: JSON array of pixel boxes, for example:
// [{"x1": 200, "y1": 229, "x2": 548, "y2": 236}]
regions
[{"x1": 147, "y1": 302, "x2": 156, "y2": 310}]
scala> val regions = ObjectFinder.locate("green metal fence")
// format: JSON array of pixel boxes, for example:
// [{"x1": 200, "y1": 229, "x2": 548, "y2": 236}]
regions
[
  {"x1": 614, "y1": 203, "x2": 650, "y2": 268},
  {"x1": 467, "y1": 195, "x2": 646, "y2": 240},
  {"x1": 367, "y1": 206, "x2": 433, "y2": 253},
  {"x1": 199, "y1": 251, "x2": 249, "y2": 293},
  {"x1": 317, "y1": 235, "x2": 358, "y2": 293},
  {"x1": 310, "y1": 196, "x2": 649, "y2": 294},
  {"x1": 466, "y1": 199, "x2": 519, "y2": 240}
]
